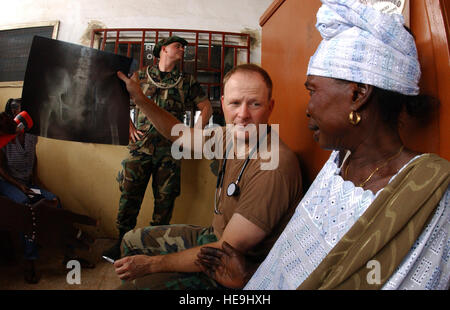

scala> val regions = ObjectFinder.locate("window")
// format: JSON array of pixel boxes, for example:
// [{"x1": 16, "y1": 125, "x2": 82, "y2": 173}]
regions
[{"x1": 90, "y1": 29, "x2": 251, "y2": 116}]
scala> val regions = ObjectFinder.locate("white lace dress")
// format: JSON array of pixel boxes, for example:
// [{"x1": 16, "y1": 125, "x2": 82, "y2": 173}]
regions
[{"x1": 244, "y1": 151, "x2": 450, "y2": 290}]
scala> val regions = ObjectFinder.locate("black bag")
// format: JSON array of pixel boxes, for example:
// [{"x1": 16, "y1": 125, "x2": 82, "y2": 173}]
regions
[{"x1": 28, "y1": 193, "x2": 44, "y2": 204}]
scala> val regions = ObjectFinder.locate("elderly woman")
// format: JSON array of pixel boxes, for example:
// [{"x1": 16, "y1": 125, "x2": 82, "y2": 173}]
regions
[{"x1": 196, "y1": 0, "x2": 450, "y2": 290}]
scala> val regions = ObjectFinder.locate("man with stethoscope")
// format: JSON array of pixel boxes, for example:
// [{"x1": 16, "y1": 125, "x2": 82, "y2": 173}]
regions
[{"x1": 113, "y1": 63, "x2": 303, "y2": 289}]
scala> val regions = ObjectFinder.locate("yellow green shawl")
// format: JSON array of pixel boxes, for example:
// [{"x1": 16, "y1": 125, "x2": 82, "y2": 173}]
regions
[{"x1": 298, "y1": 154, "x2": 450, "y2": 290}]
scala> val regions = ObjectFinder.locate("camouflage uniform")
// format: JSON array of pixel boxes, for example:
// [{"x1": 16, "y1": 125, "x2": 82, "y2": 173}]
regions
[
  {"x1": 116, "y1": 65, "x2": 207, "y2": 232},
  {"x1": 118, "y1": 225, "x2": 224, "y2": 290}
]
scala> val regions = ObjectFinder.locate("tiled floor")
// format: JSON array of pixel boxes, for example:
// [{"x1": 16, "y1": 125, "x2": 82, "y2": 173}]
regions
[{"x1": 0, "y1": 238, "x2": 122, "y2": 290}]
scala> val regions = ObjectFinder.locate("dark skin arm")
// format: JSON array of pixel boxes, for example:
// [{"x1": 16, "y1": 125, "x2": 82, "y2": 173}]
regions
[
  {"x1": 195, "y1": 241, "x2": 259, "y2": 289},
  {"x1": 0, "y1": 196, "x2": 97, "y2": 250}
]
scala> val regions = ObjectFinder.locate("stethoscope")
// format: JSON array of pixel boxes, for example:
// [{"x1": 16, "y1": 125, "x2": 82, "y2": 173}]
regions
[{"x1": 214, "y1": 126, "x2": 270, "y2": 215}]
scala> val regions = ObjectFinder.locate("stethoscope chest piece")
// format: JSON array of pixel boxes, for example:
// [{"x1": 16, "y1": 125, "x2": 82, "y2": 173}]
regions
[{"x1": 226, "y1": 182, "x2": 240, "y2": 197}]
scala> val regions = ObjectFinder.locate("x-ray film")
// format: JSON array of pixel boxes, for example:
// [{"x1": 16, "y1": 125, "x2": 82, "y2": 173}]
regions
[{"x1": 22, "y1": 36, "x2": 132, "y2": 145}]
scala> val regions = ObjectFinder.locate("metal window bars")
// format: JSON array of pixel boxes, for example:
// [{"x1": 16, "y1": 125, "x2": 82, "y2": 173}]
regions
[{"x1": 90, "y1": 28, "x2": 251, "y2": 107}]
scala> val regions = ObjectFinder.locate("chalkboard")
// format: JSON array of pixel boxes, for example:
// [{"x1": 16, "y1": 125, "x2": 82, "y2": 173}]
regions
[{"x1": 0, "y1": 24, "x2": 56, "y2": 82}]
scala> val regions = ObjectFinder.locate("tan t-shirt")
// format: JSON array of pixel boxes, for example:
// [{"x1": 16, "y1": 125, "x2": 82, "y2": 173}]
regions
[{"x1": 211, "y1": 129, "x2": 303, "y2": 263}]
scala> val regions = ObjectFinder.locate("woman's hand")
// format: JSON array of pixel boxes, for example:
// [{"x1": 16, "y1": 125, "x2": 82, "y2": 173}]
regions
[
  {"x1": 17, "y1": 183, "x2": 34, "y2": 196},
  {"x1": 195, "y1": 241, "x2": 255, "y2": 289}
]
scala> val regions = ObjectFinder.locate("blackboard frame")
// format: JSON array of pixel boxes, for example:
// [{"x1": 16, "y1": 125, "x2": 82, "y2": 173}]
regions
[{"x1": 0, "y1": 21, "x2": 59, "y2": 87}]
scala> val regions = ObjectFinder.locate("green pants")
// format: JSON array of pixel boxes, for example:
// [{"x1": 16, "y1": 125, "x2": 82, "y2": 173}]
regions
[
  {"x1": 116, "y1": 149, "x2": 181, "y2": 232},
  {"x1": 118, "y1": 224, "x2": 223, "y2": 290}
]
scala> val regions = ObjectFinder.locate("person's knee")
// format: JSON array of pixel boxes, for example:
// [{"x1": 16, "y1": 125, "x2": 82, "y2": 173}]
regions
[
  {"x1": 9, "y1": 191, "x2": 29, "y2": 205},
  {"x1": 120, "y1": 228, "x2": 144, "y2": 257},
  {"x1": 39, "y1": 190, "x2": 61, "y2": 208}
]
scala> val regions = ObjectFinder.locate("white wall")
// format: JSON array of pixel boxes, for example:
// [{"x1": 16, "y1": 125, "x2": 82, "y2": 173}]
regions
[
  {"x1": 0, "y1": 0, "x2": 272, "y2": 63},
  {"x1": 0, "y1": 0, "x2": 274, "y2": 237}
]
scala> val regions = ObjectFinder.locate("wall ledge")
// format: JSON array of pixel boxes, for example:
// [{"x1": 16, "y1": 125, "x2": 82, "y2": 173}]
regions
[{"x1": 259, "y1": 0, "x2": 286, "y2": 27}]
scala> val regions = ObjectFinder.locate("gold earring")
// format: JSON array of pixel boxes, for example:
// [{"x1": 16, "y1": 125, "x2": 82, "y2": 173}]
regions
[{"x1": 349, "y1": 111, "x2": 361, "y2": 125}]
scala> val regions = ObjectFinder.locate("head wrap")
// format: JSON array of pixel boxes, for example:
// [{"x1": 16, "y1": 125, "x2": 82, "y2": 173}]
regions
[{"x1": 307, "y1": 0, "x2": 420, "y2": 95}]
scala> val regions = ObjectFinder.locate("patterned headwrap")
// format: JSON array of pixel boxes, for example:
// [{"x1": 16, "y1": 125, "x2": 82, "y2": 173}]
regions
[{"x1": 307, "y1": 0, "x2": 420, "y2": 95}]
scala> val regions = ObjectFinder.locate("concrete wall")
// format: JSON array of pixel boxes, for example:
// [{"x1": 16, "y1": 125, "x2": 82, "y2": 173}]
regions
[
  {"x1": 0, "y1": 0, "x2": 269, "y2": 62},
  {"x1": 0, "y1": 0, "x2": 272, "y2": 237}
]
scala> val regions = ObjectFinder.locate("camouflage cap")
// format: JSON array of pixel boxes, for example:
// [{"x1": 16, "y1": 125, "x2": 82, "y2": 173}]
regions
[{"x1": 153, "y1": 36, "x2": 189, "y2": 58}]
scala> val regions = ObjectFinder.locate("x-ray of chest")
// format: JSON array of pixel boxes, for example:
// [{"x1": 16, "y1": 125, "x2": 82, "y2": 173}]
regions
[{"x1": 21, "y1": 36, "x2": 133, "y2": 145}]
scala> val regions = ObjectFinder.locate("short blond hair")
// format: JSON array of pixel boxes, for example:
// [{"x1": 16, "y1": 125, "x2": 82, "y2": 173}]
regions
[{"x1": 223, "y1": 64, "x2": 273, "y2": 100}]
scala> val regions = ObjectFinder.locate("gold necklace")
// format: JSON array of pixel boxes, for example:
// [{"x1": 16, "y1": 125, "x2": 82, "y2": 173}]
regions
[{"x1": 344, "y1": 145, "x2": 404, "y2": 188}]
